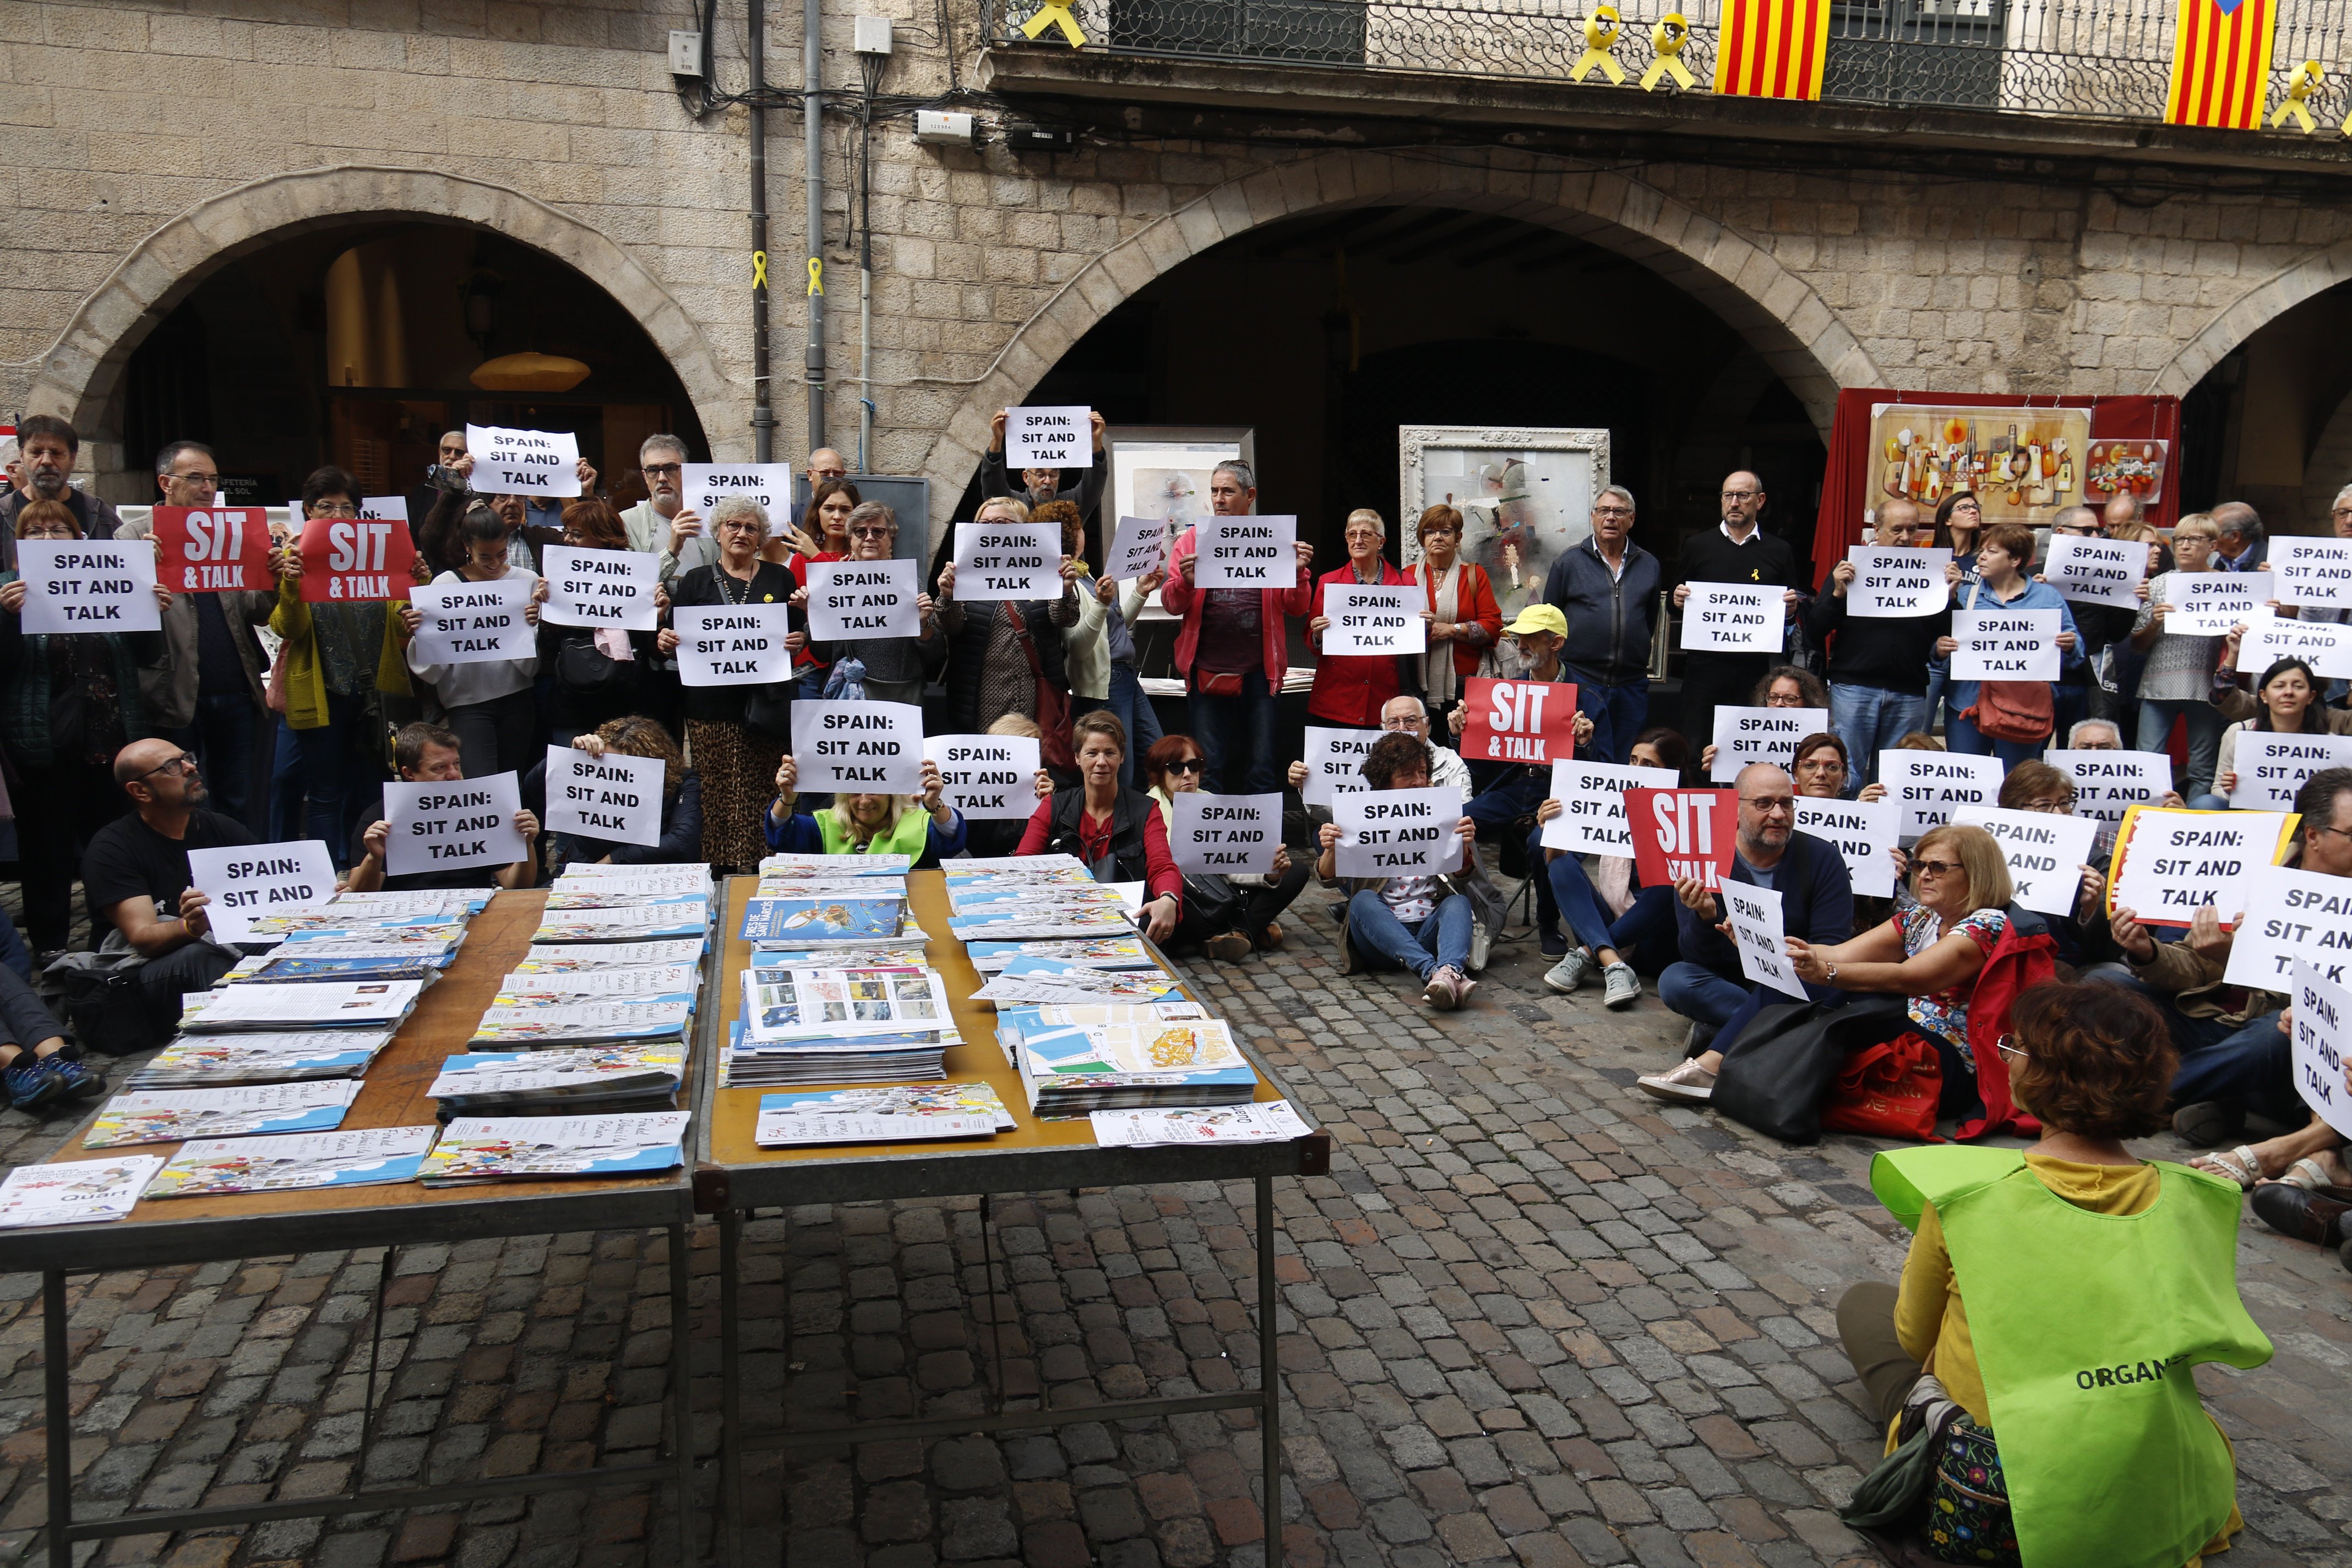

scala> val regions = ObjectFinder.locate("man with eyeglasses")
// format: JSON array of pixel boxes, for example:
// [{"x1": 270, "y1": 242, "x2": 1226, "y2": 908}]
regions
[
  {"x1": 617, "y1": 433, "x2": 697, "y2": 580},
  {"x1": 982, "y1": 408, "x2": 1108, "y2": 530},
  {"x1": 1540, "y1": 485, "x2": 1660, "y2": 765},
  {"x1": 1808, "y1": 497, "x2": 1945, "y2": 792},
  {"x1": 2040, "y1": 502, "x2": 2144, "y2": 734},
  {"x1": 1672, "y1": 471, "x2": 1804, "y2": 763},
  {"x1": 0, "y1": 415, "x2": 121, "y2": 561},
  {"x1": 407, "y1": 429, "x2": 471, "y2": 526},
  {"x1": 78, "y1": 738, "x2": 259, "y2": 1046},
  {"x1": 1641, "y1": 762, "x2": 1854, "y2": 1101},
  {"x1": 112, "y1": 439, "x2": 277, "y2": 832}
]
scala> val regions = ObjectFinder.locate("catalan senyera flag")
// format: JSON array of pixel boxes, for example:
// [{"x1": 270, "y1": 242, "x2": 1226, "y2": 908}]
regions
[
  {"x1": 2165, "y1": 0, "x2": 2279, "y2": 129},
  {"x1": 1713, "y1": 0, "x2": 1833, "y2": 101}
]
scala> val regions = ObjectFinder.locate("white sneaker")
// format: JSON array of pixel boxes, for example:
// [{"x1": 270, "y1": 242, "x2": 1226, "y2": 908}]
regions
[
  {"x1": 1636, "y1": 1058, "x2": 1717, "y2": 1103},
  {"x1": 1423, "y1": 966, "x2": 1464, "y2": 1010},
  {"x1": 1543, "y1": 950, "x2": 1592, "y2": 994},
  {"x1": 1602, "y1": 963, "x2": 1640, "y2": 1010}
]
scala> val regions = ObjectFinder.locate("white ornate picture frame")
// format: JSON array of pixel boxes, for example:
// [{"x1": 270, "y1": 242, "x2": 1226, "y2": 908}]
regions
[{"x1": 1400, "y1": 426, "x2": 1610, "y2": 618}]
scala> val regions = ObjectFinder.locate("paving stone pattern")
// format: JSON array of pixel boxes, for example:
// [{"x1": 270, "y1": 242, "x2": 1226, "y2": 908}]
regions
[{"x1": 1, "y1": 894, "x2": 2348, "y2": 1568}]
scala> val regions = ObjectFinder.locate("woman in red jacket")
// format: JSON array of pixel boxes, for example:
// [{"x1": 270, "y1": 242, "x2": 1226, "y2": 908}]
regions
[
  {"x1": 1307, "y1": 508, "x2": 1420, "y2": 727},
  {"x1": 1411, "y1": 504, "x2": 1502, "y2": 721}
]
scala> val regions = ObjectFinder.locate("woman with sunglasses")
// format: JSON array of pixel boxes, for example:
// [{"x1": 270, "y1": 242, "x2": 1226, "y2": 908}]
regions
[
  {"x1": 536, "y1": 499, "x2": 660, "y2": 745},
  {"x1": 802, "y1": 502, "x2": 941, "y2": 706},
  {"x1": 1142, "y1": 733, "x2": 1309, "y2": 959}
]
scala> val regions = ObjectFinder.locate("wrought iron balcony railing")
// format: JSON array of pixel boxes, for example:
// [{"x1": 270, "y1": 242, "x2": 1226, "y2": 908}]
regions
[{"x1": 982, "y1": 0, "x2": 2352, "y2": 133}]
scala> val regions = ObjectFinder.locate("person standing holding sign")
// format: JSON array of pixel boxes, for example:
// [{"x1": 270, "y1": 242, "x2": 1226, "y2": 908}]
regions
[
  {"x1": 346, "y1": 723, "x2": 540, "y2": 893},
  {"x1": 657, "y1": 497, "x2": 802, "y2": 872},
  {"x1": 2129, "y1": 512, "x2": 2231, "y2": 802},
  {"x1": 803, "y1": 501, "x2": 941, "y2": 707},
  {"x1": 983, "y1": 406, "x2": 1108, "y2": 531},
  {"x1": 1540, "y1": 486, "x2": 1659, "y2": 765},
  {"x1": 781, "y1": 477, "x2": 859, "y2": 699},
  {"x1": 1806, "y1": 499, "x2": 1948, "y2": 791},
  {"x1": 401, "y1": 507, "x2": 546, "y2": 780},
  {"x1": 1315, "y1": 732, "x2": 1483, "y2": 1010},
  {"x1": 1308, "y1": 508, "x2": 1421, "y2": 729},
  {"x1": 0, "y1": 500, "x2": 173, "y2": 954},
  {"x1": 1936, "y1": 523, "x2": 2080, "y2": 765},
  {"x1": 1673, "y1": 472, "x2": 1804, "y2": 761},
  {"x1": 1158, "y1": 461, "x2": 1314, "y2": 796},
  {"x1": 550, "y1": 717, "x2": 702, "y2": 867},
  {"x1": 1411, "y1": 506, "x2": 1502, "y2": 744},
  {"x1": 536, "y1": 500, "x2": 664, "y2": 745},
  {"x1": 1066, "y1": 505, "x2": 1166, "y2": 792},
  {"x1": 937, "y1": 496, "x2": 1083, "y2": 744}
]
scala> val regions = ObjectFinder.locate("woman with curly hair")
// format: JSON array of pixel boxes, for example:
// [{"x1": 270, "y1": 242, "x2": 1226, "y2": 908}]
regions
[{"x1": 556, "y1": 714, "x2": 702, "y2": 865}]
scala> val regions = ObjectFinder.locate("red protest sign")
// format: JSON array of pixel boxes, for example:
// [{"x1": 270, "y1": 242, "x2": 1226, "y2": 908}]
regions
[
  {"x1": 1459, "y1": 676, "x2": 1580, "y2": 765},
  {"x1": 1627, "y1": 787, "x2": 1738, "y2": 891},
  {"x1": 153, "y1": 506, "x2": 274, "y2": 594},
  {"x1": 299, "y1": 516, "x2": 415, "y2": 603}
]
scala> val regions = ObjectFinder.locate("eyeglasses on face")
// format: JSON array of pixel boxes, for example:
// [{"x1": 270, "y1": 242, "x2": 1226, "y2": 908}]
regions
[
  {"x1": 137, "y1": 754, "x2": 198, "y2": 781},
  {"x1": 312, "y1": 501, "x2": 360, "y2": 518},
  {"x1": 642, "y1": 463, "x2": 683, "y2": 477},
  {"x1": 1739, "y1": 794, "x2": 1795, "y2": 815},
  {"x1": 848, "y1": 525, "x2": 894, "y2": 540},
  {"x1": 1995, "y1": 1033, "x2": 2028, "y2": 1061},
  {"x1": 171, "y1": 471, "x2": 220, "y2": 489},
  {"x1": 1913, "y1": 857, "x2": 1964, "y2": 879},
  {"x1": 1594, "y1": 505, "x2": 1634, "y2": 518},
  {"x1": 2019, "y1": 794, "x2": 2076, "y2": 813},
  {"x1": 1720, "y1": 490, "x2": 1759, "y2": 502},
  {"x1": 1167, "y1": 758, "x2": 1206, "y2": 775}
]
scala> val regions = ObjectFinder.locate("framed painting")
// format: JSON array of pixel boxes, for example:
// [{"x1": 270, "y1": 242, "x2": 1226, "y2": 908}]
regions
[
  {"x1": 1400, "y1": 426, "x2": 1609, "y2": 620},
  {"x1": 1106, "y1": 426, "x2": 1257, "y2": 540}
]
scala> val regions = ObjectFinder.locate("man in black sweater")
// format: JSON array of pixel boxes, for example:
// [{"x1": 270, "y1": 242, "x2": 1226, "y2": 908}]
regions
[
  {"x1": 1804, "y1": 498, "x2": 1948, "y2": 791},
  {"x1": 1673, "y1": 471, "x2": 1803, "y2": 760}
]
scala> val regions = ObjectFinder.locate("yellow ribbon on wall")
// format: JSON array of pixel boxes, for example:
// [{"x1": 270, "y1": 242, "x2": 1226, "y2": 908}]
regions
[
  {"x1": 1642, "y1": 14, "x2": 1695, "y2": 91},
  {"x1": 1572, "y1": 6, "x2": 1626, "y2": 85},
  {"x1": 752, "y1": 249, "x2": 769, "y2": 290},
  {"x1": 2273, "y1": 59, "x2": 2321, "y2": 131},
  {"x1": 807, "y1": 257, "x2": 824, "y2": 297},
  {"x1": 1020, "y1": 0, "x2": 1087, "y2": 46}
]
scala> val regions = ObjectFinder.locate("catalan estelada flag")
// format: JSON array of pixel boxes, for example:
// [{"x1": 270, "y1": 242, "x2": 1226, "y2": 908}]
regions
[
  {"x1": 2166, "y1": 0, "x2": 2278, "y2": 129},
  {"x1": 1712, "y1": 0, "x2": 1832, "y2": 101}
]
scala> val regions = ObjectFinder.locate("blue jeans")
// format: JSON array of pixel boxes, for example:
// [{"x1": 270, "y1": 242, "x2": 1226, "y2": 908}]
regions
[
  {"x1": 293, "y1": 692, "x2": 380, "y2": 870},
  {"x1": 1190, "y1": 669, "x2": 1281, "y2": 796},
  {"x1": 1467, "y1": 767, "x2": 1548, "y2": 841},
  {"x1": 1947, "y1": 710, "x2": 2049, "y2": 769},
  {"x1": 1347, "y1": 889, "x2": 1472, "y2": 981},
  {"x1": 2136, "y1": 697, "x2": 2225, "y2": 800},
  {"x1": 1565, "y1": 666, "x2": 1648, "y2": 766},
  {"x1": 1828, "y1": 684, "x2": 1928, "y2": 791},
  {"x1": 2170, "y1": 1010, "x2": 2301, "y2": 1126},
  {"x1": 268, "y1": 717, "x2": 307, "y2": 845},
  {"x1": 1104, "y1": 662, "x2": 1164, "y2": 793},
  {"x1": 1660, "y1": 961, "x2": 1749, "y2": 1028}
]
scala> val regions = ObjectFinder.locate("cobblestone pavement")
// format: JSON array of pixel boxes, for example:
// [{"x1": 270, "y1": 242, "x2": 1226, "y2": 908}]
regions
[{"x1": 2, "y1": 891, "x2": 2349, "y2": 1568}]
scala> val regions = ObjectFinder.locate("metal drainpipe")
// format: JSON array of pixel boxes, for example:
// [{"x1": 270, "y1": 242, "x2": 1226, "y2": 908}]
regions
[
  {"x1": 749, "y1": 0, "x2": 775, "y2": 464},
  {"x1": 803, "y1": 0, "x2": 827, "y2": 456}
]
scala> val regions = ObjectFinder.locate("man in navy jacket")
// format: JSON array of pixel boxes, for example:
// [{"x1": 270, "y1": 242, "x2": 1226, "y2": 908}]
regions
[
  {"x1": 1540, "y1": 486, "x2": 1660, "y2": 765},
  {"x1": 1641, "y1": 763, "x2": 1853, "y2": 1102}
]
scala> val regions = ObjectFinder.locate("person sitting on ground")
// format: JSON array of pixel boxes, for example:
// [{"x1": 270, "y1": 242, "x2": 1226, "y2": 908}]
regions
[
  {"x1": 965, "y1": 712, "x2": 1044, "y2": 860},
  {"x1": 2198, "y1": 655, "x2": 2352, "y2": 810},
  {"x1": 1695, "y1": 664, "x2": 1830, "y2": 781},
  {"x1": 1014, "y1": 710, "x2": 1181, "y2": 944},
  {"x1": 345, "y1": 722, "x2": 542, "y2": 894},
  {"x1": 1835, "y1": 981, "x2": 2267, "y2": 1568},
  {"x1": 1144, "y1": 733, "x2": 1309, "y2": 961},
  {"x1": 1641, "y1": 763, "x2": 1855, "y2": 1102},
  {"x1": 555, "y1": 715, "x2": 703, "y2": 866},
  {"x1": 1995, "y1": 759, "x2": 2115, "y2": 971},
  {"x1": 0, "y1": 967, "x2": 99, "y2": 1112},
  {"x1": 1316, "y1": 732, "x2": 1481, "y2": 1011},
  {"x1": 1448, "y1": 604, "x2": 1596, "y2": 845},
  {"x1": 1532, "y1": 728, "x2": 1692, "y2": 1008},
  {"x1": 764, "y1": 752, "x2": 968, "y2": 868},
  {"x1": 79, "y1": 738, "x2": 257, "y2": 1047}
]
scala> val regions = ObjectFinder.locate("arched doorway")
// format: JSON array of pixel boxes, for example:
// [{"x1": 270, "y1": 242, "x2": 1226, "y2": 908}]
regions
[{"x1": 2175, "y1": 276, "x2": 2352, "y2": 531}]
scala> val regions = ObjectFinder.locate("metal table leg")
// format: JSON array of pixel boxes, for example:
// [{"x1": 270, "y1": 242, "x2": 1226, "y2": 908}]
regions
[
  {"x1": 1257, "y1": 1175, "x2": 1282, "y2": 1568},
  {"x1": 718, "y1": 1208, "x2": 742, "y2": 1568},
  {"x1": 668, "y1": 1222, "x2": 695, "y2": 1568},
  {"x1": 43, "y1": 1270, "x2": 68, "y2": 1568}
]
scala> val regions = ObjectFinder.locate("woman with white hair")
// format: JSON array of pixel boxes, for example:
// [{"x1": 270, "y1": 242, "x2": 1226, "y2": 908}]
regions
[
  {"x1": 656, "y1": 494, "x2": 802, "y2": 870},
  {"x1": 802, "y1": 500, "x2": 942, "y2": 706}
]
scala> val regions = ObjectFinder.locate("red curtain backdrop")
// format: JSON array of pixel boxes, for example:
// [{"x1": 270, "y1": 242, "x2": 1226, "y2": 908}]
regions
[{"x1": 1811, "y1": 389, "x2": 2182, "y2": 580}]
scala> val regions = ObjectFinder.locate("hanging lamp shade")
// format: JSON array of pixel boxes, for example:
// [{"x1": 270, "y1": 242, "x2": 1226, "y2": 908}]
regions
[{"x1": 470, "y1": 352, "x2": 591, "y2": 392}]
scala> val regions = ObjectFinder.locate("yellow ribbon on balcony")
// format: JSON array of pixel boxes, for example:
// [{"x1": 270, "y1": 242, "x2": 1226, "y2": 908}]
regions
[
  {"x1": 2272, "y1": 59, "x2": 2321, "y2": 132},
  {"x1": 1572, "y1": 6, "x2": 1627, "y2": 85},
  {"x1": 1641, "y1": 14, "x2": 1695, "y2": 91},
  {"x1": 1020, "y1": 0, "x2": 1087, "y2": 47}
]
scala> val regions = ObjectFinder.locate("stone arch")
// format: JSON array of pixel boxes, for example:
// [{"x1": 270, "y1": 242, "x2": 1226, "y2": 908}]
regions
[
  {"x1": 913, "y1": 149, "x2": 1882, "y2": 531},
  {"x1": 2301, "y1": 383, "x2": 2352, "y2": 527},
  {"x1": 26, "y1": 165, "x2": 736, "y2": 479},
  {"x1": 2144, "y1": 236, "x2": 2352, "y2": 400}
]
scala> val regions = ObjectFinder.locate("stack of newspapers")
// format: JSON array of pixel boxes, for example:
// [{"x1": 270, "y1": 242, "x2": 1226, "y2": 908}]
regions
[
  {"x1": 725, "y1": 961, "x2": 959, "y2": 1088},
  {"x1": 531, "y1": 863, "x2": 712, "y2": 944},
  {"x1": 997, "y1": 1003, "x2": 1259, "y2": 1117},
  {"x1": 415, "y1": 1110, "x2": 690, "y2": 1186},
  {"x1": 484, "y1": 864, "x2": 709, "y2": 1050},
  {"x1": 425, "y1": 1045, "x2": 685, "y2": 1118},
  {"x1": 752, "y1": 1081, "x2": 1016, "y2": 1146},
  {"x1": 742, "y1": 852, "x2": 911, "y2": 947},
  {"x1": 944, "y1": 856, "x2": 1141, "y2": 942}
]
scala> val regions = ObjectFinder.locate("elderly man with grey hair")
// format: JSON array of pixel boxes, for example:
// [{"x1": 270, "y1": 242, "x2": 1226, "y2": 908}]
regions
[
  {"x1": 2212, "y1": 500, "x2": 2268, "y2": 573},
  {"x1": 1540, "y1": 484, "x2": 1662, "y2": 764},
  {"x1": 619, "y1": 432, "x2": 700, "y2": 580}
]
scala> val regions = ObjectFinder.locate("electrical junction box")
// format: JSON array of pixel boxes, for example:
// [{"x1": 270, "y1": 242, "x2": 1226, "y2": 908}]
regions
[
  {"x1": 914, "y1": 110, "x2": 975, "y2": 146},
  {"x1": 1003, "y1": 120, "x2": 1077, "y2": 151},
  {"x1": 854, "y1": 16, "x2": 894, "y2": 54},
  {"x1": 668, "y1": 30, "x2": 703, "y2": 75}
]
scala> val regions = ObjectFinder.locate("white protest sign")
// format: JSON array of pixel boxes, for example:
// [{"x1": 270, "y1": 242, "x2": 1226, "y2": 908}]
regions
[
  {"x1": 1723, "y1": 881, "x2": 1807, "y2": 1000},
  {"x1": 2224, "y1": 865, "x2": 2352, "y2": 990},
  {"x1": 1106, "y1": 515, "x2": 1170, "y2": 582},
  {"x1": 2271, "y1": 537, "x2": 2352, "y2": 610},
  {"x1": 2236, "y1": 611, "x2": 2352, "y2": 679},
  {"x1": 1540, "y1": 760, "x2": 1678, "y2": 854},
  {"x1": 674, "y1": 603, "x2": 793, "y2": 687},
  {"x1": 951, "y1": 522, "x2": 1061, "y2": 602},
  {"x1": 357, "y1": 496, "x2": 409, "y2": 524},
  {"x1": 1846, "y1": 547, "x2": 1951, "y2": 618},
  {"x1": 1004, "y1": 406, "x2": 1091, "y2": 469},
  {"x1": 1951, "y1": 805, "x2": 2101, "y2": 918},
  {"x1": 1194, "y1": 515, "x2": 1298, "y2": 590},
  {"x1": 2041, "y1": 535, "x2": 2146, "y2": 608},
  {"x1": 1679, "y1": 582, "x2": 1785, "y2": 654},
  {"x1": 2048, "y1": 749, "x2": 2173, "y2": 841},
  {"x1": 679, "y1": 463, "x2": 796, "y2": 535},
  {"x1": 1793, "y1": 796, "x2": 1899, "y2": 899},
  {"x1": 465, "y1": 424, "x2": 581, "y2": 499},
  {"x1": 17, "y1": 539, "x2": 160, "y2": 634},
  {"x1": 1708, "y1": 705, "x2": 1830, "y2": 784},
  {"x1": 188, "y1": 841, "x2": 336, "y2": 945},
  {"x1": 792, "y1": 700, "x2": 924, "y2": 793},
  {"x1": 2289, "y1": 961, "x2": 2352, "y2": 1139},
  {"x1": 1300, "y1": 726, "x2": 1379, "y2": 807},
  {"x1": 1320, "y1": 581, "x2": 1426, "y2": 656},
  {"x1": 2166, "y1": 570, "x2": 2271, "y2": 636},
  {"x1": 385, "y1": 771, "x2": 527, "y2": 876},
  {"x1": 1170, "y1": 792, "x2": 1282, "y2": 876},
  {"x1": 2110, "y1": 808, "x2": 2294, "y2": 929},
  {"x1": 1951, "y1": 607, "x2": 2061, "y2": 681},
  {"x1": 1878, "y1": 750, "x2": 2003, "y2": 840},
  {"x1": 410, "y1": 576, "x2": 534, "y2": 666},
  {"x1": 544, "y1": 745, "x2": 664, "y2": 848},
  {"x1": 928, "y1": 732, "x2": 1041, "y2": 821},
  {"x1": 2230, "y1": 732, "x2": 2352, "y2": 812},
  {"x1": 1332, "y1": 787, "x2": 1465, "y2": 879},
  {"x1": 540, "y1": 547, "x2": 658, "y2": 631},
  {"x1": 807, "y1": 558, "x2": 920, "y2": 641}
]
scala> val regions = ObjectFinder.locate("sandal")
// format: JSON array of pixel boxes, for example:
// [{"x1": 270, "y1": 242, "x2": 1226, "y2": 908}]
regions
[{"x1": 2188, "y1": 1145, "x2": 2261, "y2": 1189}]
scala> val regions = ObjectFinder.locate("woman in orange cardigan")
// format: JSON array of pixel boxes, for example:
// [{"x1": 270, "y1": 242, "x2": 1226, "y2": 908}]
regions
[{"x1": 1412, "y1": 505, "x2": 1502, "y2": 719}]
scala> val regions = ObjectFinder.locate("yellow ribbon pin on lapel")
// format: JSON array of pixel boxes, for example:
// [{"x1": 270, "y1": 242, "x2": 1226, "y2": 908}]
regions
[
  {"x1": 1641, "y1": 14, "x2": 1695, "y2": 91},
  {"x1": 1020, "y1": 0, "x2": 1087, "y2": 47},
  {"x1": 2274, "y1": 60, "x2": 2321, "y2": 132},
  {"x1": 1572, "y1": 6, "x2": 1626, "y2": 85}
]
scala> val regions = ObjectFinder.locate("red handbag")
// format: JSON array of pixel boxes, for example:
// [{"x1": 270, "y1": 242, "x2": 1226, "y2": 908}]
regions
[{"x1": 1819, "y1": 1031, "x2": 1943, "y2": 1142}]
